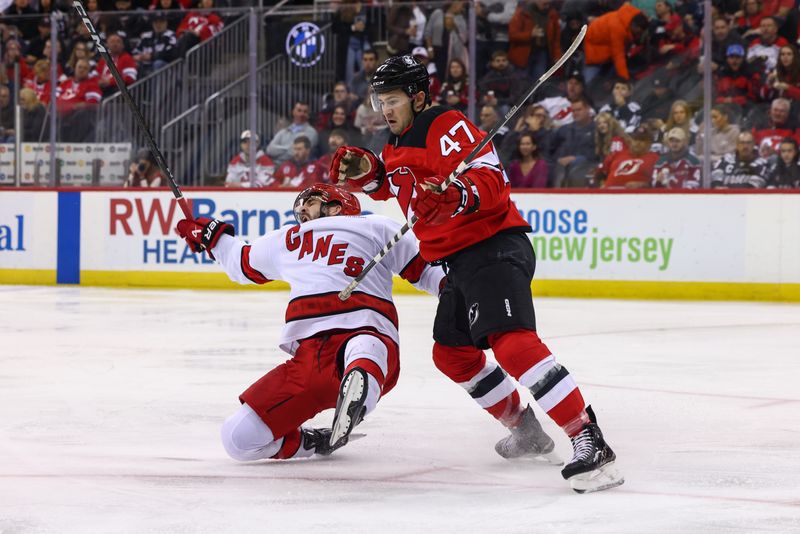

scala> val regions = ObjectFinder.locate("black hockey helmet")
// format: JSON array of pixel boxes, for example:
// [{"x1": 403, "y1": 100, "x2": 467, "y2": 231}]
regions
[
  {"x1": 370, "y1": 55, "x2": 430, "y2": 107},
  {"x1": 293, "y1": 183, "x2": 362, "y2": 224}
]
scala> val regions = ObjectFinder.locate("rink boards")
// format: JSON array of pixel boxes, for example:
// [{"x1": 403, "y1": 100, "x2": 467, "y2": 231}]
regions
[{"x1": 0, "y1": 189, "x2": 799, "y2": 301}]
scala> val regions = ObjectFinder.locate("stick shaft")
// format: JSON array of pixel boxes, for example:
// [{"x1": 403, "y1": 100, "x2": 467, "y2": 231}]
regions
[
  {"x1": 73, "y1": 0, "x2": 192, "y2": 219},
  {"x1": 338, "y1": 25, "x2": 588, "y2": 301}
]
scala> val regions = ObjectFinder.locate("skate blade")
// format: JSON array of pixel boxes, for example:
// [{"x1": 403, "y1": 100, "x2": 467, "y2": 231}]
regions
[
  {"x1": 569, "y1": 462, "x2": 624, "y2": 494},
  {"x1": 330, "y1": 370, "x2": 366, "y2": 448}
]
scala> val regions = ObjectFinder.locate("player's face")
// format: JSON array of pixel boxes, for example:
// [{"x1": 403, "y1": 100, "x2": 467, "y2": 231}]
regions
[
  {"x1": 294, "y1": 195, "x2": 342, "y2": 224},
  {"x1": 294, "y1": 196, "x2": 323, "y2": 223},
  {"x1": 375, "y1": 90, "x2": 415, "y2": 134}
]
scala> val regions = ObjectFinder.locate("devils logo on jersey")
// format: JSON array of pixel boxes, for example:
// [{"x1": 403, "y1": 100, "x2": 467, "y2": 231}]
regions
[{"x1": 387, "y1": 166, "x2": 418, "y2": 220}]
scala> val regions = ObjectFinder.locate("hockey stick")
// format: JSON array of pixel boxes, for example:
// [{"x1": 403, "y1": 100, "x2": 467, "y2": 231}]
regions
[
  {"x1": 338, "y1": 24, "x2": 587, "y2": 301},
  {"x1": 73, "y1": 0, "x2": 192, "y2": 220}
]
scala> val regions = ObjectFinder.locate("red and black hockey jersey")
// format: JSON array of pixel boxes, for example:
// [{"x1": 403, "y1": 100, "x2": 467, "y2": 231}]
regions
[{"x1": 367, "y1": 106, "x2": 531, "y2": 261}]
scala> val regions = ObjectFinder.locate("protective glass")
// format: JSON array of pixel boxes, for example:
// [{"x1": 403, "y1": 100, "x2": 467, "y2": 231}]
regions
[{"x1": 370, "y1": 93, "x2": 413, "y2": 113}]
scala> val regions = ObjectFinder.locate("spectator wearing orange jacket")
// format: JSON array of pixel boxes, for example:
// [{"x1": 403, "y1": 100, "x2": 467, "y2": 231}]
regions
[
  {"x1": 583, "y1": 3, "x2": 648, "y2": 83},
  {"x1": 508, "y1": 0, "x2": 562, "y2": 80}
]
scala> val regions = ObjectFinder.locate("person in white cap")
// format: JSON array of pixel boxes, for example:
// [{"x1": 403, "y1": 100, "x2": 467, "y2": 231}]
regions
[
  {"x1": 411, "y1": 45, "x2": 442, "y2": 98},
  {"x1": 652, "y1": 127, "x2": 701, "y2": 188},
  {"x1": 224, "y1": 130, "x2": 276, "y2": 188}
]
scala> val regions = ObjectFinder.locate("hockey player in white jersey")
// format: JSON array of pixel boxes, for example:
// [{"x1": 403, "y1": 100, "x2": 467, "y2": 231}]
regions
[{"x1": 176, "y1": 184, "x2": 444, "y2": 460}]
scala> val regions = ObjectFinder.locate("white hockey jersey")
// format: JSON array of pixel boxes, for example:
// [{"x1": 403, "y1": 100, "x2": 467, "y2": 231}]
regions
[
  {"x1": 213, "y1": 214, "x2": 445, "y2": 355},
  {"x1": 224, "y1": 150, "x2": 276, "y2": 188}
]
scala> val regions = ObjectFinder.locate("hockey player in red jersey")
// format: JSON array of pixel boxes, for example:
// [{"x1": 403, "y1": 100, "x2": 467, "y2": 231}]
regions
[
  {"x1": 176, "y1": 184, "x2": 444, "y2": 460},
  {"x1": 330, "y1": 55, "x2": 623, "y2": 493}
]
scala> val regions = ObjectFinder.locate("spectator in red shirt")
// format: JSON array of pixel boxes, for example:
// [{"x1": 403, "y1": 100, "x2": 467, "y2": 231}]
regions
[
  {"x1": 716, "y1": 43, "x2": 760, "y2": 107},
  {"x1": 176, "y1": 0, "x2": 224, "y2": 58},
  {"x1": 316, "y1": 81, "x2": 357, "y2": 131},
  {"x1": 735, "y1": 0, "x2": 765, "y2": 42},
  {"x1": 760, "y1": 0, "x2": 793, "y2": 19},
  {"x1": 316, "y1": 128, "x2": 349, "y2": 183},
  {"x1": 274, "y1": 136, "x2": 325, "y2": 189},
  {"x1": 124, "y1": 148, "x2": 166, "y2": 187},
  {"x1": 599, "y1": 125, "x2": 658, "y2": 188},
  {"x1": 57, "y1": 58, "x2": 101, "y2": 142},
  {"x1": 23, "y1": 59, "x2": 52, "y2": 105},
  {"x1": 96, "y1": 33, "x2": 138, "y2": 96},
  {"x1": 752, "y1": 97, "x2": 795, "y2": 158},
  {"x1": 3, "y1": 39, "x2": 31, "y2": 85}
]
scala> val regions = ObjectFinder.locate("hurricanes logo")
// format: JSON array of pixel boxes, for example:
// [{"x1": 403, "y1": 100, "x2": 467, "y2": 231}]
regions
[
  {"x1": 468, "y1": 302, "x2": 480, "y2": 327},
  {"x1": 286, "y1": 22, "x2": 325, "y2": 68}
]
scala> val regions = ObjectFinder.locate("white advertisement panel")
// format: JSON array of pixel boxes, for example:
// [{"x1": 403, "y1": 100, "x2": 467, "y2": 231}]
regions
[
  {"x1": 78, "y1": 190, "x2": 800, "y2": 285},
  {"x1": 0, "y1": 191, "x2": 57, "y2": 269},
  {"x1": 511, "y1": 193, "x2": 800, "y2": 284},
  {"x1": 80, "y1": 191, "x2": 404, "y2": 272},
  {"x1": 0, "y1": 143, "x2": 131, "y2": 186}
]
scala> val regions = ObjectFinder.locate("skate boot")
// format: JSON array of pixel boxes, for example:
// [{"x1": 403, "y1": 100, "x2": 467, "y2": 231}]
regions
[
  {"x1": 495, "y1": 405, "x2": 562, "y2": 465},
  {"x1": 300, "y1": 427, "x2": 337, "y2": 456},
  {"x1": 329, "y1": 367, "x2": 368, "y2": 450},
  {"x1": 561, "y1": 406, "x2": 624, "y2": 493}
]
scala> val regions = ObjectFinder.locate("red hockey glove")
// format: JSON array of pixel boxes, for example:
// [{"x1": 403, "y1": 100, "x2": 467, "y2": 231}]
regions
[
  {"x1": 176, "y1": 217, "x2": 234, "y2": 256},
  {"x1": 329, "y1": 146, "x2": 385, "y2": 192},
  {"x1": 413, "y1": 175, "x2": 480, "y2": 225}
]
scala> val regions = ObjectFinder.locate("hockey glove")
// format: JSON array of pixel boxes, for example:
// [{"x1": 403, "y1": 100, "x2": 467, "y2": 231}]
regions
[
  {"x1": 329, "y1": 146, "x2": 385, "y2": 192},
  {"x1": 414, "y1": 175, "x2": 479, "y2": 226},
  {"x1": 176, "y1": 217, "x2": 234, "y2": 257}
]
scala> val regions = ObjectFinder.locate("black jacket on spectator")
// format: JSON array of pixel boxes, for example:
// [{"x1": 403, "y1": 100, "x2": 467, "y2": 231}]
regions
[
  {"x1": 711, "y1": 153, "x2": 770, "y2": 188},
  {"x1": 1, "y1": 102, "x2": 13, "y2": 133},
  {"x1": 22, "y1": 104, "x2": 48, "y2": 142},
  {"x1": 134, "y1": 29, "x2": 177, "y2": 64},
  {"x1": 550, "y1": 121, "x2": 596, "y2": 163},
  {"x1": 768, "y1": 159, "x2": 800, "y2": 188},
  {"x1": 477, "y1": 66, "x2": 531, "y2": 109},
  {"x1": 2, "y1": 4, "x2": 39, "y2": 41}
]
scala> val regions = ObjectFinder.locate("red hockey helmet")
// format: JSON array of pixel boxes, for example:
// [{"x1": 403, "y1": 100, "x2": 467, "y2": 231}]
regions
[{"x1": 293, "y1": 183, "x2": 361, "y2": 223}]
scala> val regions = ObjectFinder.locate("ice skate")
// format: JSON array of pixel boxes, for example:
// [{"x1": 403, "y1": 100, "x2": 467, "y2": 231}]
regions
[
  {"x1": 329, "y1": 367, "x2": 368, "y2": 450},
  {"x1": 301, "y1": 427, "x2": 338, "y2": 456},
  {"x1": 495, "y1": 405, "x2": 562, "y2": 465},
  {"x1": 561, "y1": 406, "x2": 624, "y2": 493}
]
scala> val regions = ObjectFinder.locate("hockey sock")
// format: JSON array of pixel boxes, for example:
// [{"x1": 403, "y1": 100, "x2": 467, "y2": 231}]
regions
[
  {"x1": 271, "y1": 428, "x2": 315, "y2": 459},
  {"x1": 489, "y1": 330, "x2": 588, "y2": 436},
  {"x1": 343, "y1": 334, "x2": 388, "y2": 418},
  {"x1": 432, "y1": 342, "x2": 524, "y2": 428}
]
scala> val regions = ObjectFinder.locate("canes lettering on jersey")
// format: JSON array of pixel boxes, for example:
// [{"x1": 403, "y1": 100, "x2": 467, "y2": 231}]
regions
[
  {"x1": 285, "y1": 226, "x2": 365, "y2": 276},
  {"x1": 212, "y1": 213, "x2": 444, "y2": 354}
]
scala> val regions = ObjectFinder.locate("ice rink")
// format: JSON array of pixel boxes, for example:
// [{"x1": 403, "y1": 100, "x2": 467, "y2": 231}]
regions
[{"x1": 1, "y1": 285, "x2": 798, "y2": 534}]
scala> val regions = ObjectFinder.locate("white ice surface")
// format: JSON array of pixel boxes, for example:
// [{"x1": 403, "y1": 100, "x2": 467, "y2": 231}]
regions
[{"x1": 1, "y1": 286, "x2": 799, "y2": 534}]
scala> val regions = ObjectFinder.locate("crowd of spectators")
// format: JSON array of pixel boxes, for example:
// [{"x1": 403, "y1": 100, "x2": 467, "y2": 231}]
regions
[
  {"x1": 1, "y1": 0, "x2": 224, "y2": 142},
  {"x1": 3, "y1": 0, "x2": 800, "y2": 189},
  {"x1": 223, "y1": 0, "x2": 800, "y2": 190}
]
